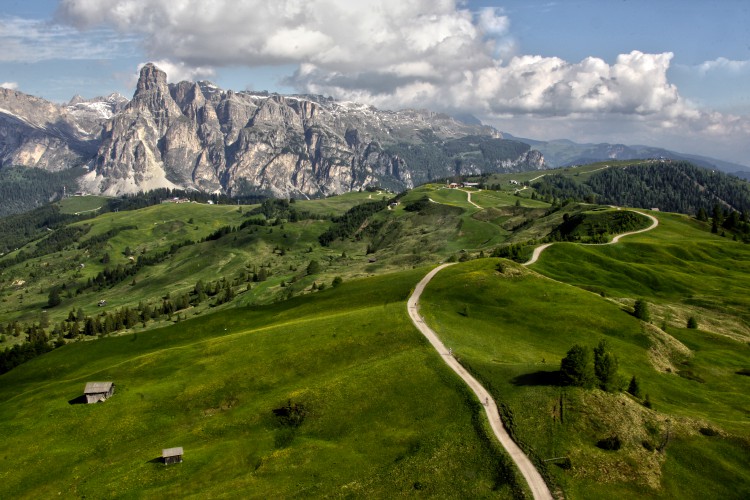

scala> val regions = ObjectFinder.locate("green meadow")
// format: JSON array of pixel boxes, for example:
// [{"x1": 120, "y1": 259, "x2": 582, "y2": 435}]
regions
[
  {"x1": 418, "y1": 258, "x2": 750, "y2": 499},
  {"x1": 2, "y1": 172, "x2": 749, "y2": 499},
  {"x1": 0, "y1": 270, "x2": 525, "y2": 498}
]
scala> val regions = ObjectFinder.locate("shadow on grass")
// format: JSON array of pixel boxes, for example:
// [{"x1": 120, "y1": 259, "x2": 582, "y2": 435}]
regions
[
  {"x1": 146, "y1": 457, "x2": 163, "y2": 464},
  {"x1": 68, "y1": 395, "x2": 87, "y2": 405},
  {"x1": 511, "y1": 370, "x2": 562, "y2": 387}
]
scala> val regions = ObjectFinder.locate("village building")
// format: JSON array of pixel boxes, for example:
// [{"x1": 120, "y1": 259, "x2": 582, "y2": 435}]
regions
[
  {"x1": 162, "y1": 447, "x2": 184, "y2": 465},
  {"x1": 448, "y1": 182, "x2": 459, "y2": 189},
  {"x1": 84, "y1": 382, "x2": 115, "y2": 404},
  {"x1": 462, "y1": 182, "x2": 480, "y2": 188}
]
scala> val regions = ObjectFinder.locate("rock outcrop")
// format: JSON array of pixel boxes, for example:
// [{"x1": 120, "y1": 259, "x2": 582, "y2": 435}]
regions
[{"x1": 2, "y1": 63, "x2": 547, "y2": 197}]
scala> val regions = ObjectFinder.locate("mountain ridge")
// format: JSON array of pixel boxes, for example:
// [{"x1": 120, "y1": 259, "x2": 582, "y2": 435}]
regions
[
  {"x1": 503, "y1": 132, "x2": 750, "y2": 173},
  {"x1": 0, "y1": 64, "x2": 545, "y2": 199}
]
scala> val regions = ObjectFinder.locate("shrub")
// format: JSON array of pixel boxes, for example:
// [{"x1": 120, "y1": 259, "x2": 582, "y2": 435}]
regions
[
  {"x1": 633, "y1": 299, "x2": 650, "y2": 322},
  {"x1": 687, "y1": 316, "x2": 698, "y2": 329},
  {"x1": 596, "y1": 435, "x2": 622, "y2": 451}
]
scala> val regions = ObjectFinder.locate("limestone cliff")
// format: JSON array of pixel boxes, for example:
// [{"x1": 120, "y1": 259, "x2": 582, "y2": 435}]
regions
[{"x1": 2, "y1": 63, "x2": 548, "y2": 197}]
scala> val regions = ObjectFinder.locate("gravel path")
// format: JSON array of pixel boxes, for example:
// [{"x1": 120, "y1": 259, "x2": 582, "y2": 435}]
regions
[
  {"x1": 523, "y1": 210, "x2": 659, "y2": 266},
  {"x1": 407, "y1": 264, "x2": 553, "y2": 500}
]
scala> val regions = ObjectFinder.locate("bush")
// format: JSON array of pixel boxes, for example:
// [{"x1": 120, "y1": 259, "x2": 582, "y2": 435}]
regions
[
  {"x1": 633, "y1": 299, "x2": 650, "y2": 322},
  {"x1": 596, "y1": 435, "x2": 622, "y2": 451},
  {"x1": 687, "y1": 316, "x2": 698, "y2": 329}
]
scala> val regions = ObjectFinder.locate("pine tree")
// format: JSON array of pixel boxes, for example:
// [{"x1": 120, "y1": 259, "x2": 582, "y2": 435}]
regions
[
  {"x1": 560, "y1": 344, "x2": 596, "y2": 388},
  {"x1": 594, "y1": 339, "x2": 620, "y2": 391},
  {"x1": 627, "y1": 375, "x2": 642, "y2": 398}
]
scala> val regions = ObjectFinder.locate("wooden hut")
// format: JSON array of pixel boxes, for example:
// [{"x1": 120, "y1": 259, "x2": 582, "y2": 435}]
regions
[
  {"x1": 162, "y1": 447, "x2": 184, "y2": 465},
  {"x1": 83, "y1": 382, "x2": 115, "y2": 404}
]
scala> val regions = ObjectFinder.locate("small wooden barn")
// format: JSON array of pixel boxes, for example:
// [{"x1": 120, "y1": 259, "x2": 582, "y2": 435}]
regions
[
  {"x1": 162, "y1": 447, "x2": 184, "y2": 465},
  {"x1": 83, "y1": 382, "x2": 115, "y2": 404}
]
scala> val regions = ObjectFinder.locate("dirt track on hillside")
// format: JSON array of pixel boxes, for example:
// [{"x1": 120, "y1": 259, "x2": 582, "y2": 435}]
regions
[
  {"x1": 523, "y1": 210, "x2": 659, "y2": 266},
  {"x1": 407, "y1": 264, "x2": 553, "y2": 500}
]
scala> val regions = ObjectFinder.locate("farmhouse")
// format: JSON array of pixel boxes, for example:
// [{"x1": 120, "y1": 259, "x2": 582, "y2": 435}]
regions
[
  {"x1": 162, "y1": 447, "x2": 184, "y2": 465},
  {"x1": 84, "y1": 382, "x2": 115, "y2": 403},
  {"x1": 462, "y1": 182, "x2": 480, "y2": 188},
  {"x1": 448, "y1": 182, "x2": 459, "y2": 189}
]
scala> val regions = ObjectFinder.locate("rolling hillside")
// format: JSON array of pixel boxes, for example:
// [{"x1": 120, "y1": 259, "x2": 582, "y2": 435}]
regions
[{"x1": 1, "y1": 164, "x2": 749, "y2": 498}]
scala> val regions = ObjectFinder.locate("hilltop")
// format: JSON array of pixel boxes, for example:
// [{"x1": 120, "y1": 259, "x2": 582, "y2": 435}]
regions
[{"x1": 1, "y1": 160, "x2": 749, "y2": 498}]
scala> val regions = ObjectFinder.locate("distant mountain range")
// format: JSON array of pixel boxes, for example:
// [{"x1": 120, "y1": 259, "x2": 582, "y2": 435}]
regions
[
  {"x1": 502, "y1": 133, "x2": 750, "y2": 179},
  {"x1": 0, "y1": 62, "x2": 747, "y2": 206},
  {"x1": 0, "y1": 64, "x2": 543, "y2": 200}
]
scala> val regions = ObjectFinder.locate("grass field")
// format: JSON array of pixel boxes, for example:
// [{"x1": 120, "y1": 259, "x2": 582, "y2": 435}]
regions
[
  {"x1": 3, "y1": 179, "x2": 749, "y2": 498},
  {"x1": 57, "y1": 195, "x2": 112, "y2": 214},
  {"x1": 418, "y1": 258, "x2": 750, "y2": 498},
  {"x1": 531, "y1": 212, "x2": 750, "y2": 333},
  {"x1": 0, "y1": 269, "x2": 526, "y2": 498}
]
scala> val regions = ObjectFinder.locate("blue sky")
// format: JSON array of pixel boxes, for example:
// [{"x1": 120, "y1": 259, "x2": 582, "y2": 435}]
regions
[{"x1": 1, "y1": 0, "x2": 748, "y2": 165}]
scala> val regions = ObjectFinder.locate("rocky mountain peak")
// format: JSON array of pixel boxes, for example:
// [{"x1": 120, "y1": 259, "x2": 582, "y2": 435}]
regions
[{"x1": 135, "y1": 63, "x2": 169, "y2": 96}]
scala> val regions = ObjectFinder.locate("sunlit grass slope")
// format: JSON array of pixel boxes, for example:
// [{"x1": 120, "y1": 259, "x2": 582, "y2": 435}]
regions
[
  {"x1": 419, "y1": 259, "x2": 749, "y2": 499},
  {"x1": 531, "y1": 212, "x2": 750, "y2": 333},
  {"x1": 0, "y1": 269, "x2": 524, "y2": 498}
]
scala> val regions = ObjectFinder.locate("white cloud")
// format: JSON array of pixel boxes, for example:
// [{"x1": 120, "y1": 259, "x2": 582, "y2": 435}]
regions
[
  {"x1": 139, "y1": 60, "x2": 216, "y2": 84},
  {"x1": 0, "y1": 81, "x2": 18, "y2": 90},
  {"x1": 57, "y1": 0, "x2": 749, "y2": 163},
  {"x1": 0, "y1": 15, "x2": 138, "y2": 62},
  {"x1": 697, "y1": 57, "x2": 750, "y2": 74}
]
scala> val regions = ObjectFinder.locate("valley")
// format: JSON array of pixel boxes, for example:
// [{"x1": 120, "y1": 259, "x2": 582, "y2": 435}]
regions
[{"x1": 0, "y1": 161, "x2": 749, "y2": 498}]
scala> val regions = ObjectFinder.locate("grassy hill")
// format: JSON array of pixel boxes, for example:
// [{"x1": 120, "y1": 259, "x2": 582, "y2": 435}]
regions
[
  {"x1": 419, "y1": 257, "x2": 749, "y2": 498},
  {"x1": 0, "y1": 270, "x2": 524, "y2": 498},
  {"x1": 1, "y1": 165, "x2": 749, "y2": 497}
]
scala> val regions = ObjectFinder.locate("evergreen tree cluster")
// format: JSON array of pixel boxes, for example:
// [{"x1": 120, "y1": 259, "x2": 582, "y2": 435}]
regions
[
  {"x1": 385, "y1": 135, "x2": 531, "y2": 186},
  {"x1": 585, "y1": 161, "x2": 750, "y2": 215},
  {"x1": 490, "y1": 243, "x2": 529, "y2": 262},
  {"x1": 560, "y1": 340, "x2": 620, "y2": 391},
  {"x1": 531, "y1": 162, "x2": 750, "y2": 223},
  {"x1": 532, "y1": 174, "x2": 596, "y2": 203},
  {"x1": 78, "y1": 225, "x2": 138, "y2": 252},
  {"x1": 548, "y1": 211, "x2": 649, "y2": 243},
  {"x1": 0, "y1": 166, "x2": 83, "y2": 217},
  {"x1": 318, "y1": 199, "x2": 389, "y2": 246},
  {"x1": 0, "y1": 337, "x2": 53, "y2": 374},
  {"x1": 0, "y1": 204, "x2": 88, "y2": 258}
]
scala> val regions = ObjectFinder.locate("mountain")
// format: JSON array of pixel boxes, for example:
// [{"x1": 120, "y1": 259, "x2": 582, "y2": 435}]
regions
[
  {"x1": 0, "y1": 88, "x2": 100, "y2": 171},
  {"x1": 503, "y1": 133, "x2": 750, "y2": 175},
  {"x1": 0, "y1": 64, "x2": 544, "y2": 200}
]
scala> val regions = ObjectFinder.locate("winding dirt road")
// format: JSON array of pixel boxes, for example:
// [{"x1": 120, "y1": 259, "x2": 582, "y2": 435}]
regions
[
  {"x1": 523, "y1": 210, "x2": 659, "y2": 266},
  {"x1": 407, "y1": 265, "x2": 553, "y2": 500}
]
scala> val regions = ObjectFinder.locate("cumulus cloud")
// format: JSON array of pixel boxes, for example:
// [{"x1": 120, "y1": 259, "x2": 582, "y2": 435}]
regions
[
  {"x1": 56, "y1": 1, "x2": 689, "y2": 117},
  {"x1": 57, "y1": 0, "x2": 749, "y2": 163},
  {"x1": 139, "y1": 60, "x2": 216, "y2": 84},
  {"x1": 0, "y1": 81, "x2": 18, "y2": 90},
  {"x1": 697, "y1": 57, "x2": 750, "y2": 74}
]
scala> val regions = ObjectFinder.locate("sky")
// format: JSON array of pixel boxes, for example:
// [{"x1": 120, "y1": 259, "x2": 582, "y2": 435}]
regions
[{"x1": 1, "y1": 0, "x2": 749, "y2": 165}]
